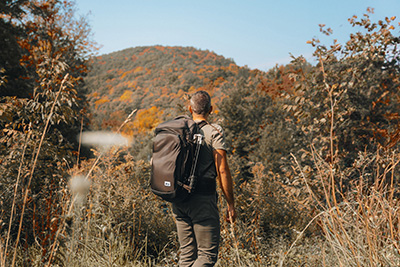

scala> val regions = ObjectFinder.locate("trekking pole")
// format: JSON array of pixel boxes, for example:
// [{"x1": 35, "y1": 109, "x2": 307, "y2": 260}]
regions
[{"x1": 188, "y1": 134, "x2": 203, "y2": 191}]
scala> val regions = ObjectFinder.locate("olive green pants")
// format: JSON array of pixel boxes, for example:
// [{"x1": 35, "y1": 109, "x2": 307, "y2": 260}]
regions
[{"x1": 172, "y1": 194, "x2": 220, "y2": 267}]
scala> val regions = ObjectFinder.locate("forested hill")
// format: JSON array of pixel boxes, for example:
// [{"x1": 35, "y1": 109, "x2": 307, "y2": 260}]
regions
[{"x1": 84, "y1": 45, "x2": 264, "y2": 133}]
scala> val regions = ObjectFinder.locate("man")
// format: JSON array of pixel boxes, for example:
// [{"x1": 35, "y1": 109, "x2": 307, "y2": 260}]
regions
[{"x1": 172, "y1": 90, "x2": 236, "y2": 267}]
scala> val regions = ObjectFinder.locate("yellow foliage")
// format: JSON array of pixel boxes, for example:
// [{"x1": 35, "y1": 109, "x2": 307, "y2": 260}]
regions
[
  {"x1": 133, "y1": 106, "x2": 164, "y2": 133},
  {"x1": 120, "y1": 90, "x2": 133, "y2": 102},
  {"x1": 121, "y1": 71, "x2": 129, "y2": 79},
  {"x1": 121, "y1": 121, "x2": 135, "y2": 137},
  {"x1": 94, "y1": 97, "x2": 109, "y2": 109},
  {"x1": 188, "y1": 86, "x2": 196, "y2": 93},
  {"x1": 214, "y1": 77, "x2": 226, "y2": 86},
  {"x1": 134, "y1": 66, "x2": 143, "y2": 73}
]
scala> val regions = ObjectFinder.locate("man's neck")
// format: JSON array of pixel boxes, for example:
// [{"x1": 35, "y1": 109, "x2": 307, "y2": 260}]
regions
[{"x1": 192, "y1": 114, "x2": 208, "y2": 122}]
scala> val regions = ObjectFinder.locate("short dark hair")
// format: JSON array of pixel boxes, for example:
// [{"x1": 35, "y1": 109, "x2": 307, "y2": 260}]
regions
[{"x1": 190, "y1": 91, "x2": 211, "y2": 116}]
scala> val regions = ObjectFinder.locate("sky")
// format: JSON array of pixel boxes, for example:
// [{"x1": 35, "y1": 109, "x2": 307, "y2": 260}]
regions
[{"x1": 76, "y1": 0, "x2": 400, "y2": 71}]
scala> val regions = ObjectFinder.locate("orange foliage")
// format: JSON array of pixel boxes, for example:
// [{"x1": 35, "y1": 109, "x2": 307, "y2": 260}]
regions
[
  {"x1": 86, "y1": 46, "x2": 242, "y2": 131},
  {"x1": 127, "y1": 81, "x2": 136, "y2": 88},
  {"x1": 94, "y1": 97, "x2": 109, "y2": 109},
  {"x1": 214, "y1": 77, "x2": 226, "y2": 86},
  {"x1": 120, "y1": 90, "x2": 133, "y2": 102},
  {"x1": 109, "y1": 87, "x2": 115, "y2": 95},
  {"x1": 257, "y1": 66, "x2": 295, "y2": 98},
  {"x1": 228, "y1": 63, "x2": 239, "y2": 73},
  {"x1": 121, "y1": 121, "x2": 135, "y2": 137},
  {"x1": 155, "y1": 45, "x2": 165, "y2": 52},
  {"x1": 121, "y1": 71, "x2": 129, "y2": 79},
  {"x1": 138, "y1": 47, "x2": 152, "y2": 56},
  {"x1": 101, "y1": 109, "x2": 125, "y2": 130},
  {"x1": 134, "y1": 66, "x2": 143, "y2": 73},
  {"x1": 133, "y1": 106, "x2": 164, "y2": 133}
]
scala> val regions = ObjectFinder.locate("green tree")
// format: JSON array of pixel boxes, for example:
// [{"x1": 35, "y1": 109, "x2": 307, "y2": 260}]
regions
[
  {"x1": 0, "y1": 0, "x2": 30, "y2": 97},
  {"x1": 219, "y1": 77, "x2": 272, "y2": 180}
]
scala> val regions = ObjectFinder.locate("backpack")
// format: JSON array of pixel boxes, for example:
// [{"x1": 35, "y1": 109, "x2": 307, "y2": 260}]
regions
[{"x1": 150, "y1": 116, "x2": 206, "y2": 202}]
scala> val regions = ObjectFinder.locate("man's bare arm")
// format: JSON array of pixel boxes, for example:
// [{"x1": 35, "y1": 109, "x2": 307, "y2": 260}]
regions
[{"x1": 213, "y1": 149, "x2": 236, "y2": 223}]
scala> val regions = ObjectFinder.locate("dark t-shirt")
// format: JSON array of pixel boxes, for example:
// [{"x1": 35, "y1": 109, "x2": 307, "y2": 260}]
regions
[{"x1": 194, "y1": 121, "x2": 227, "y2": 194}]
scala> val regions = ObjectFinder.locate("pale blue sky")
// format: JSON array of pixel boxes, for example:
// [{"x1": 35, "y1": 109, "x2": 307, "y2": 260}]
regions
[{"x1": 77, "y1": 0, "x2": 400, "y2": 70}]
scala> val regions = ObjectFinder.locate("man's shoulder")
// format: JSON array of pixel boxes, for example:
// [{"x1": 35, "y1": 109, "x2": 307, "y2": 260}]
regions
[
  {"x1": 210, "y1": 123, "x2": 223, "y2": 131},
  {"x1": 203, "y1": 123, "x2": 224, "y2": 135}
]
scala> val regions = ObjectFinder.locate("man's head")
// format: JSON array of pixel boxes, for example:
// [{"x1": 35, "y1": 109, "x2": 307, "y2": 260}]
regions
[{"x1": 189, "y1": 91, "x2": 212, "y2": 116}]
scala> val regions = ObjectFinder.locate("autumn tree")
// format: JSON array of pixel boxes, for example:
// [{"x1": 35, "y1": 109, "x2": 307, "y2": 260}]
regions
[
  {"x1": 287, "y1": 11, "x2": 400, "y2": 198},
  {"x1": 0, "y1": 0, "x2": 95, "y2": 264}
]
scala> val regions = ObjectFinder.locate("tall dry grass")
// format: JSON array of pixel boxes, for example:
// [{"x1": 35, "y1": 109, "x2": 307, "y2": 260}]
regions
[
  {"x1": 318, "y1": 150, "x2": 400, "y2": 267},
  {"x1": 3, "y1": 82, "x2": 399, "y2": 266},
  {"x1": 5, "y1": 122, "x2": 400, "y2": 266},
  {"x1": 2, "y1": 131, "x2": 321, "y2": 266}
]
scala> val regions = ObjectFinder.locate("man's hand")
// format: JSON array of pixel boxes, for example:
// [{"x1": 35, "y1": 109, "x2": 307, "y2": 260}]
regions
[{"x1": 226, "y1": 204, "x2": 236, "y2": 223}]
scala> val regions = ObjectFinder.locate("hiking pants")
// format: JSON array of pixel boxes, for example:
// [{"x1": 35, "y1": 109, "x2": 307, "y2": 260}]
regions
[{"x1": 172, "y1": 194, "x2": 220, "y2": 267}]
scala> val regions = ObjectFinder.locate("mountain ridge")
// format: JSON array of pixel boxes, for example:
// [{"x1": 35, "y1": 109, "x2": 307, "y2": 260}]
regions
[{"x1": 84, "y1": 45, "x2": 259, "y2": 134}]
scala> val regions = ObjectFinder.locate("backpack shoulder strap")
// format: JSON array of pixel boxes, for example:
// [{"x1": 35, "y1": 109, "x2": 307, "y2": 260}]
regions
[
  {"x1": 175, "y1": 115, "x2": 191, "y2": 121},
  {"x1": 197, "y1": 120, "x2": 207, "y2": 129}
]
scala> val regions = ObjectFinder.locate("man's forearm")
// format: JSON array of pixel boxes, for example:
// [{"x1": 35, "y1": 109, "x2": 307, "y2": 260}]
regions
[
  {"x1": 214, "y1": 149, "x2": 235, "y2": 205},
  {"x1": 219, "y1": 169, "x2": 235, "y2": 206},
  {"x1": 214, "y1": 149, "x2": 237, "y2": 223}
]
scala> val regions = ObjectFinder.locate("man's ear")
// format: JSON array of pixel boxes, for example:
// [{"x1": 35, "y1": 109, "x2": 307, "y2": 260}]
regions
[{"x1": 209, "y1": 106, "x2": 213, "y2": 114}]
